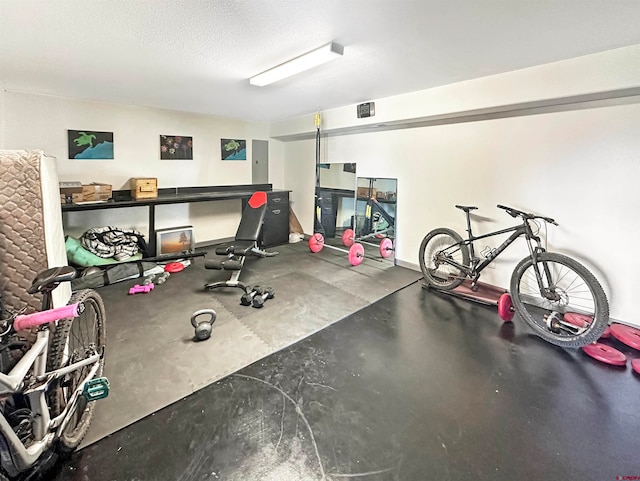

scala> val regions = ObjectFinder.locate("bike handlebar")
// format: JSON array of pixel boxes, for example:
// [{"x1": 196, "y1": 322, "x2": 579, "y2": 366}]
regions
[
  {"x1": 13, "y1": 302, "x2": 82, "y2": 331},
  {"x1": 497, "y1": 204, "x2": 558, "y2": 226}
]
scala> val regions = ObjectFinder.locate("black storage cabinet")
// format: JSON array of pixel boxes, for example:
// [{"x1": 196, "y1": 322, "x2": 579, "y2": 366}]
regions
[
  {"x1": 261, "y1": 191, "x2": 290, "y2": 247},
  {"x1": 317, "y1": 189, "x2": 338, "y2": 238}
]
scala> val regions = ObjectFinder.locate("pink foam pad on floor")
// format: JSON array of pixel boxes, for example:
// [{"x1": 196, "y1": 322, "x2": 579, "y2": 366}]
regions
[{"x1": 452, "y1": 279, "x2": 507, "y2": 305}]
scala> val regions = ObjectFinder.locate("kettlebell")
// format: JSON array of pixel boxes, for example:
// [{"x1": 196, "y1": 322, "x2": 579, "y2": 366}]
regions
[{"x1": 190, "y1": 309, "x2": 217, "y2": 341}]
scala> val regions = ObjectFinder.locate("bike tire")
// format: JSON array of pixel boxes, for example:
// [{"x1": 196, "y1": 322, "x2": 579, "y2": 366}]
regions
[
  {"x1": 510, "y1": 252, "x2": 609, "y2": 348},
  {"x1": 46, "y1": 289, "x2": 106, "y2": 453},
  {"x1": 419, "y1": 228, "x2": 470, "y2": 290}
]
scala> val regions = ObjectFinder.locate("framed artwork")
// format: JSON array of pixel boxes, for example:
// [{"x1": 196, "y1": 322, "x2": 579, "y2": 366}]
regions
[
  {"x1": 160, "y1": 135, "x2": 193, "y2": 160},
  {"x1": 156, "y1": 226, "x2": 194, "y2": 257},
  {"x1": 221, "y1": 139, "x2": 247, "y2": 160},
  {"x1": 68, "y1": 130, "x2": 114, "y2": 159}
]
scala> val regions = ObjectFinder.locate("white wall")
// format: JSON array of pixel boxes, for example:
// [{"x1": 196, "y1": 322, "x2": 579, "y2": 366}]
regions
[
  {"x1": 273, "y1": 44, "x2": 640, "y2": 138},
  {"x1": 2, "y1": 91, "x2": 284, "y2": 242},
  {"x1": 279, "y1": 47, "x2": 640, "y2": 327},
  {"x1": 318, "y1": 164, "x2": 356, "y2": 190}
]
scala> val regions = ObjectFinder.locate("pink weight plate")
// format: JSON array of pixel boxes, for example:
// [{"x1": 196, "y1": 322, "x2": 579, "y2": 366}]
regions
[
  {"x1": 342, "y1": 229, "x2": 355, "y2": 247},
  {"x1": 164, "y1": 262, "x2": 184, "y2": 273},
  {"x1": 348, "y1": 243, "x2": 364, "y2": 266},
  {"x1": 497, "y1": 293, "x2": 514, "y2": 322},
  {"x1": 609, "y1": 323, "x2": 640, "y2": 351},
  {"x1": 379, "y1": 237, "x2": 394, "y2": 258},
  {"x1": 582, "y1": 343, "x2": 627, "y2": 366},
  {"x1": 308, "y1": 233, "x2": 324, "y2": 253},
  {"x1": 563, "y1": 312, "x2": 591, "y2": 328},
  {"x1": 632, "y1": 358, "x2": 640, "y2": 375},
  {"x1": 599, "y1": 326, "x2": 611, "y2": 339}
]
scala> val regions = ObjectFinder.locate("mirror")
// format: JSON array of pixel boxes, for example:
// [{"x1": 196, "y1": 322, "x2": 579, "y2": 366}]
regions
[
  {"x1": 313, "y1": 165, "x2": 397, "y2": 266},
  {"x1": 354, "y1": 177, "x2": 397, "y2": 264},
  {"x1": 314, "y1": 163, "x2": 357, "y2": 248}
]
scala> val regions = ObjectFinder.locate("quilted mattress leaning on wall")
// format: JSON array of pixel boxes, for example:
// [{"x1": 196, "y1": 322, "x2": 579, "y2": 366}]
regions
[{"x1": 0, "y1": 149, "x2": 70, "y2": 313}]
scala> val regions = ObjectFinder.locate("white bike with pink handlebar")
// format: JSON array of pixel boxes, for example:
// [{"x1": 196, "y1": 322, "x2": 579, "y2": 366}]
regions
[{"x1": 0, "y1": 266, "x2": 107, "y2": 480}]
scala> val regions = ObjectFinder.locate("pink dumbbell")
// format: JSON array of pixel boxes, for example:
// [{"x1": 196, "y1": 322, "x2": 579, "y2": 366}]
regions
[{"x1": 129, "y1": 283, "x2": 154, "y2": 295}]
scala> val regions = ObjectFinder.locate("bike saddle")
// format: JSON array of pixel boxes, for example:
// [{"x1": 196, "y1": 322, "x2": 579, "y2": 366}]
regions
[
  {"x1": 455, "y1": 205, "x2": 478, "y2": 212},
  {"x1": 28, "y1": 266, "x2": 77, "y2": 294}
]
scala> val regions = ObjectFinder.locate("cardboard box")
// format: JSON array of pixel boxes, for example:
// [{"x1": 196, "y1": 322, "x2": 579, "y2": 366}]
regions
[
  {"x1": 357, "y1": 187, "x2": 377, "y2": 198},
  {"x1": 59, "y1": 181, "x2": 82, "y2": 193},
  {"x1": 81, "y1": 183, "x2": 112, "y2": 201},
  {"x1": 60, "y1": 193, "x2": 83, "y2": 204},
  {"x1": 60, "y1": 181, "x2": 84, "y2": 204},
  {"x1": 131, "y1": 178, "x2": 158, "y2": 199}
]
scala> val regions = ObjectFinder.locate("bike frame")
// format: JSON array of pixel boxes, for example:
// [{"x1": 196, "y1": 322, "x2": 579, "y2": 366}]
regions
[
  {"x1": 0, "y1": 324, "x2": 101, "y2": 476},
  {"x1": 441, "y1": 213, "x2": 545, "y2": 281}
]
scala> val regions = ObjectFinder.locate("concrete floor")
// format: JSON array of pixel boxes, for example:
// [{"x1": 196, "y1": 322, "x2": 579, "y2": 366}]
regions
[{"x1": 48, "y1": 277, "x2": 640, "y2": 480}]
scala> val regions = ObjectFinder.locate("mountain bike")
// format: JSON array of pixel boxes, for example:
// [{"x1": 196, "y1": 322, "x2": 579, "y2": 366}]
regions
[
  {"x1": 419, "y1": 204, "x2": 609, "y2": 348},
  {"x1": 0, "y1": 266, "x2": 108, "y2": 479}
]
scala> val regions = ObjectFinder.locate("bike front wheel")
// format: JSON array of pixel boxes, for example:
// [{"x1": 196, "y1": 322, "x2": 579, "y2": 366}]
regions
[
  {"x1": 419, "y1": 228, "x2": 470, "y2": 290},
  {"x1": 510, "y1": 252, "x2": 609, "y2": 348},
  {"x1": 47, "y1": 289, "x2": 107, "y2": 453}
]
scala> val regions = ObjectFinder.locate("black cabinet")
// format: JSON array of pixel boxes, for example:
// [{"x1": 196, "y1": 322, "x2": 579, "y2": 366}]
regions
[
  {"x1": 241, "y1": 190, "x2": 289, "y2": 247},
  {"x1": 317, "y1": 190, "x2": 337, "y2": 238},
  {"x1": 262, "y1": 191, "x2": 290, "y2": 247}
]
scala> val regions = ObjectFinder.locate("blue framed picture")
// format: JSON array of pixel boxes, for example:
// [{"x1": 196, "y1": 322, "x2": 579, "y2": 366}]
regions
[
  {"x1": 68, "y1": 130, "x2": 114, "y2": 159},
  {"x1": 221, "y1": 139, "x2": 246, "y2": 161}
]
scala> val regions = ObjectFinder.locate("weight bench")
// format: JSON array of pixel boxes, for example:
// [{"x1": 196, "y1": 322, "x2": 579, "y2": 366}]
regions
[{"x1": 203, "y1": 191, "x2": 278, "y2": 293}]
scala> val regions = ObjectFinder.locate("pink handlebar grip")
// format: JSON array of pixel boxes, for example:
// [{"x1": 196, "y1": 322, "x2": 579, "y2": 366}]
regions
[{"x1": 14, "y1": 303, "x2": 81, "y2": 331}]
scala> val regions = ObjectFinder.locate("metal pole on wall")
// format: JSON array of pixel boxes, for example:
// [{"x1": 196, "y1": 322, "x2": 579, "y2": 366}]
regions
[{"x1": 314, "y1": 111, "x2": 325, "y2": 235}]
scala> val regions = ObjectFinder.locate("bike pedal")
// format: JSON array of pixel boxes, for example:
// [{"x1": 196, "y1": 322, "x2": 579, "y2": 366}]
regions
[{"x1": 82, "y1": 377, "x2": 110, "y2": 401}]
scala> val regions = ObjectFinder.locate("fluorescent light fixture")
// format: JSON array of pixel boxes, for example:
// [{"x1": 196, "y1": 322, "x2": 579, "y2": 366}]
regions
[{"x1": 249, "y1": 42, "x2": 344, "y2": 87}]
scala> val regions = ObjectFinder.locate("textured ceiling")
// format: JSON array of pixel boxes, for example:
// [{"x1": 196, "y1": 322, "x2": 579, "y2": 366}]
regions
[{"x1": 1, "y1": 0, "x2": 640, "y2": 123}]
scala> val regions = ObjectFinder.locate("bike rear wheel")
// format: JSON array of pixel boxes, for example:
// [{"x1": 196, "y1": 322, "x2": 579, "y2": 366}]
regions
[
  {"x1": 47, "y1": 289, "x2": 106, "y2": 453},
  {"x1": 510, "y1": 252, "x2": 608, "y2": 348},
  {"x1": 419, "y1": 228, "x2": 470, "y2": 290}
]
